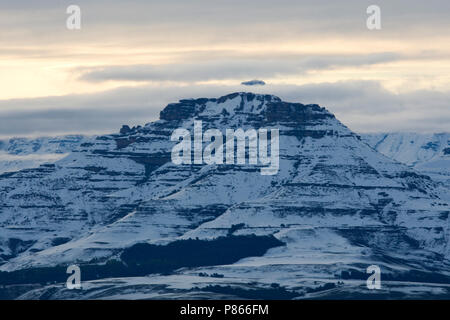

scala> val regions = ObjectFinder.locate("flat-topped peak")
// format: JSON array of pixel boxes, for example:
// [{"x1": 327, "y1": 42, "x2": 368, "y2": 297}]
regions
[
  {"x1": 174, "y1": 92, "x2": 281, "y2": 105},
  {"x1": 159, "y1": 92, "x2": 332, "y2": 123}
]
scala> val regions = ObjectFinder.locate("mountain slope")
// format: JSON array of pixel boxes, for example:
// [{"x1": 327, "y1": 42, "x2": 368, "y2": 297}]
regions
[
  {"x1": 362, "y1": 132, "x2": 450, "y2": 187},
  {"x1": 0, "y1": 93, "x2": 449, "y2": 299},
  {"x1": 0, "y1": 135, "x2": 86, "y2": 174}
]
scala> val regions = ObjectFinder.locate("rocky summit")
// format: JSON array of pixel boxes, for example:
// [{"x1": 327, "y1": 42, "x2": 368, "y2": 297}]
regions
[{"x1": 0, "y1": 92, "x2": 449, "y2": 299}]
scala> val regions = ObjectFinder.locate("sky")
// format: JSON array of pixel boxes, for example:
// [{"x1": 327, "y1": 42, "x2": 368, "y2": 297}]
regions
[{"x1": 0, "y1": 0, "x2": 449, "y2": 138}]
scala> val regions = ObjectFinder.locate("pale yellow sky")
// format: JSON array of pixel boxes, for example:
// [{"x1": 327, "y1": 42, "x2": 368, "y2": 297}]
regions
[{"x1": 1, "y1": 34, "x2": 450, "y2": 100}]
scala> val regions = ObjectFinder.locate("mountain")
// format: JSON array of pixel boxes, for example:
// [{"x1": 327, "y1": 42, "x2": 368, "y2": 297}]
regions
[
  {"x1": 0, "y1": 135, "x2": 87, "y2": 174},
  {"x1": 0, "y1": 92, "x2": 449, "y2": 299},
  {"x1": 362, "y1": 133, "x2": 450, "y2": 187}
]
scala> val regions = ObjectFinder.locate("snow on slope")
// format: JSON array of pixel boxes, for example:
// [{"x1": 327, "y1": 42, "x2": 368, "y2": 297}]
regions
[
  {"x1": 362, "y1": 133, "x2": 450, "y2": 186},
  {"x1": 1, "y1": 93, "x2": 449, "y2": 299},
  {"x1": 0, "y1": 135, "x2": 86, "y2": 174}
]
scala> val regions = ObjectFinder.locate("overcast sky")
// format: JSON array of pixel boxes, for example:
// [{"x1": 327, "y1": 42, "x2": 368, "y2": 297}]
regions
[{"x1": 0, "y1": 0, "x2": 449, "y2": 138}]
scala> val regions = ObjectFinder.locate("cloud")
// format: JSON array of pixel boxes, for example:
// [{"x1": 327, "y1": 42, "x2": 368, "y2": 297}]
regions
[
  {"x1": 0, "y1": 81, "x2": 449, "y2": 138},
  {"x1": 77, "y1": 53, "x2": 401, "y2": 83},
  {"x1": 273, "y1": 81, "x2": 450, "y2": 133},
  {"x1": 241, "y1": 80, "x2": 266, "y2": 86},
  {"x1": 2, "y1": 1, "x2": 450, "y2": 40}
]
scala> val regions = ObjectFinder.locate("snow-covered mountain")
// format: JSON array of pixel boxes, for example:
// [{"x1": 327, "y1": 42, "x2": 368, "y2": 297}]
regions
[
  {"x1": 0, "y1": 93, "x2": 449, "y2": 299},
  {"x1": 362, "y1": 133, "x2": 450, "y2": 186},
  {"x1": 0, "y1": 135, "x2": 87, "y2": 174}
]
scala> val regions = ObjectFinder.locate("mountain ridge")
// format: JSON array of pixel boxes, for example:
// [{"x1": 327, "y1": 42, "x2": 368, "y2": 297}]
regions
[{"x1": 0, "y1": 92, "x2": 449, "y2": 299}]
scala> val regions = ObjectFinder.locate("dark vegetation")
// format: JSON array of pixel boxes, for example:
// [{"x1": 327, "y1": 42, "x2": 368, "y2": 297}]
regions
[{"x1": 0, "y1": 235, "x2": 284, "y2": 286}]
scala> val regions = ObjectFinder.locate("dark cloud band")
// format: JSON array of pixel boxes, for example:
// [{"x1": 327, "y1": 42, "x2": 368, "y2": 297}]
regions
[{"x1": 0, "y1": 81, "x2": 449, "y2": 138}]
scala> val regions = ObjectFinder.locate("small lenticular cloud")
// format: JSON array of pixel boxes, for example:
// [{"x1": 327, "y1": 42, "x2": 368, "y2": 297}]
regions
[{"x1": 241, "y1": 79, "x2": 266, "y2": 86}]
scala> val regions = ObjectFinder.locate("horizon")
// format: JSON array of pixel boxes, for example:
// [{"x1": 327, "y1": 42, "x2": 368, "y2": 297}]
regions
[{"x1": 0, "y1": 90, "x2": 449, "y2": 140}]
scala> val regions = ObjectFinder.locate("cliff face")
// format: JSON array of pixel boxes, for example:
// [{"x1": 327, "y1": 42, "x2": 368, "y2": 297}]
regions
[{"x1": 0, "y1": 92, "x2": 449, "y2": 299}]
